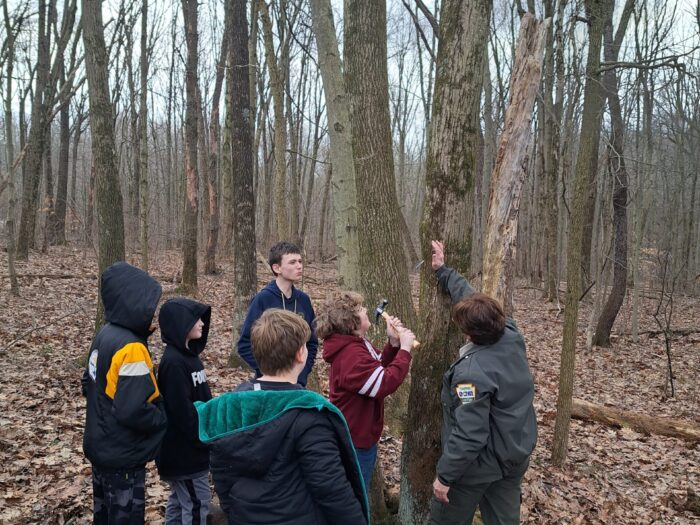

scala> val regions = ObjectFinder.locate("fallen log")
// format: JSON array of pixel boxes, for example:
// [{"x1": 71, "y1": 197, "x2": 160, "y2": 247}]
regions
[{"x1": 571, "y1": 398, "x2": 700, "y2": 442}]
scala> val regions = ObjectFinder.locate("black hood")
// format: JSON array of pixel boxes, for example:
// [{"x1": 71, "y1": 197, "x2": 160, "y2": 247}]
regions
[
  {"x1": 159, "y1": 297, "x2": 211, "y2": 355},
  {"x1": 101, "y1": 262, "x2": 162, "y2": 338}
]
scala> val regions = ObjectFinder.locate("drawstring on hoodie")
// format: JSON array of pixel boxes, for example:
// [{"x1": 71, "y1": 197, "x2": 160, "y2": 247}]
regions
[{"x1": 281, "y1": 294, "x2": 297, "y2": 313}]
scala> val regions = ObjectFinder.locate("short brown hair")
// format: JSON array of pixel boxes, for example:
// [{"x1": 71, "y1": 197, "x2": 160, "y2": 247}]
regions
[
  {"x1": 315, "y1": 291, "x2": 364, "y2": 340},
  {"x1": 452, "y1": 293, "x2": 506, "y2": 345},
  {"x1": 268, "y1": 241, "x2": 301, "y2": 275},
  {"x1": 251, "y1": 309, "x2": 311, "y2": 375}
]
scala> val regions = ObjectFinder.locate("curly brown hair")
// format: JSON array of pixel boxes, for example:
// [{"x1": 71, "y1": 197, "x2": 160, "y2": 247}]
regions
[{"x1": 315, "y1": 291, "x2": 365, "y2": 340}]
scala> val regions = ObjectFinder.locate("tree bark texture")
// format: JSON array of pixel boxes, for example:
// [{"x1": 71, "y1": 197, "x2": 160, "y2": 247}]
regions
[
  {"x1": 82, "y1": 0, "x2": 126, "y2": 329},
  {"x1": 309, "y1": 0, "x2": 361, "y2": 290},
  {"x1": 3, "y1": 0, "x2": 20, "y2": 295},
  {"x1": 17, "y1": 0, "x2": 50, "y2": 259},
  {"x1": 592, "y1": 1, "x2": 635, "y2": 346},
  {"x1": 482, "y1": 14, "x2": 549, "y2": 315},
  {"x1": 545, "y1": 0, "x2": 563, "y2": 302},
  {"x1": 204, "y1": 2, "x2": 231, "y2": 274},
  {"x1": 551, "y1": 0, "x2": 613, "y2": 466},
  {"x1": 229, "y1": 0, "x2": 258, "y2": 364},
  {"x1": 259, "y1": 0, "x2": 289, "y2": 241},
  {"x1": 399, "y1": 1, "x2": 492, "y2": 522},
  {"x1": 139, "y1": 0, "x2": 149, "y2": 270},
  {"x1": 344, "y1": 0, "x2": 416, "y2": 327},
  {"x1": 579, "y1": 0, "x2": 612, "y2": 285},
  {"x1": 181, "y1": 0, "x2": 200, "y2": 292},
  {"x1": 54, "y1": 68, "x2": 71, "y2": 246},
  {"x1": 344, "y1": 0, "x2": 418, "y2": 439}
]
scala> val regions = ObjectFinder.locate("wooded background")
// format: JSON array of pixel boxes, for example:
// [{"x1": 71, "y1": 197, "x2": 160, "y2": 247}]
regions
[{"x1": 1, "y1": 0, "x2": 699, "y2": 522}]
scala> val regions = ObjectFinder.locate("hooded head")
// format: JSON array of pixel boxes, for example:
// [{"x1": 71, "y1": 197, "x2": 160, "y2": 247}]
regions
[
  {"x1": 159, "y1": 298, "x2": 212, "y2": 355},
  {"x1": 101, "y1": 262, "x2": 162, "y2": 338}
]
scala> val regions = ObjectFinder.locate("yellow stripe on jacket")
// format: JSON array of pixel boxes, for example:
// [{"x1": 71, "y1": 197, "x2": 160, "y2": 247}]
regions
[{"x1": 105, "y1": 342, "x2": 161, "y2": 402}]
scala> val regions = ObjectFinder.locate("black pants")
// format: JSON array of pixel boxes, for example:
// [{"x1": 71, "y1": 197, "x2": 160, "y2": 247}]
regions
[
  {"x1": 91, "y1": 465, "x2": 146, "y2": 525},
  {"x1": 430, "y1": 459, "x2": 529, "y2": 525}
]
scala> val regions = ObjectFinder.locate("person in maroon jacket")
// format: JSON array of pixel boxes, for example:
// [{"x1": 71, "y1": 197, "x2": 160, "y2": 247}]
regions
[{"x1": 318, "y1": 292, "x2": 415, "y2": 491}]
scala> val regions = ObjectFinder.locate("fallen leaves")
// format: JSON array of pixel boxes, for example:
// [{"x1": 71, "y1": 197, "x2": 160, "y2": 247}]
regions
[{"x1": 0, "y1": 246, "x2": 698, "y2": 523}]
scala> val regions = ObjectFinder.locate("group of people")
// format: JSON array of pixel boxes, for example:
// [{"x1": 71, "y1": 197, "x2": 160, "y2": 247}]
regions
[{"x1": 81, "y1": 241, "x2": 537, "y2": 525}]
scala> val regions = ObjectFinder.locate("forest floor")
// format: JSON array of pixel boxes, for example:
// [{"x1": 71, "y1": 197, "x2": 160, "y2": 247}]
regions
[{"x1": 0, "y1": 245, "x2": 698, "y2": 524}]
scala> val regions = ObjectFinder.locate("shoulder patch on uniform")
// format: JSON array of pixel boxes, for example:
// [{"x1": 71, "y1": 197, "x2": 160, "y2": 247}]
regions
[{"x1": 455, "y1": 383, "x2": 476, "y2": 404}]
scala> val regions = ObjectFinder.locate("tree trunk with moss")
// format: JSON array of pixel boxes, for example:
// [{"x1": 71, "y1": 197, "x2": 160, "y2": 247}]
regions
[
  {"x1": 399, "y1": 1, "x2": 492, "y2": 522},
  {"x1": 82, "y1": 0, "x2": 126, "y2": 330},
  {"x1": 551, "y1": 0, "x2": 613, "y2": 466}
]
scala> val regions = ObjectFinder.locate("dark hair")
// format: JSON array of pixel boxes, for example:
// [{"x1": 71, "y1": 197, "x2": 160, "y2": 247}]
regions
[
  {"x1": 251, "y1": 309, "x2": 311, "y2": 375},
  {"x1": 315, "y1": 291, "x2": 364, "y2": 339},
  {"x1": 452, "y1": 293, "x2": 506, "y2": 345},
  {"x1": 268, "y1": 241, "x2": 301, "y2": 275}
]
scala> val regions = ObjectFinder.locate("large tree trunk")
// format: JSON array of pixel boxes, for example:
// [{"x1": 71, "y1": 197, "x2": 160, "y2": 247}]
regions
[
  {"x1": 82, "y1": 0, "x2": 126, "y2": 329},
  {"x1": 229, "y1": 0, "x2": 258, "y2": 366},
  {"x1": 399, "y1": 1, "x2": 492, "y2": 522},
  {"x1": 344, "y1": 0, "x2": 417, "y2": 440},
  {"x1": 551, "y1": 0, "x2": 613, "y2": 466},
  {"x1": 181, "y1": 0, "x2": 200, "y2": 293},
  {"x1": 592, "y1": 0, "x2": 635, "y2": 347},
  {"x1": 308, "y1": 0, "x2": 361, "y2": 290},
  {"x1": 482, "y1": 14, "x2": 549, "y2": 315},
  {"x1": 139, "y1": 0, "x2": 149, "y2": 270}
]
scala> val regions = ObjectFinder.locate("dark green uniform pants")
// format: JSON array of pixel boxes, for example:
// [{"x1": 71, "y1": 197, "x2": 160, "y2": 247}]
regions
[{"x1": 430, "y1": 459, "x2": 528, "y2": 525}]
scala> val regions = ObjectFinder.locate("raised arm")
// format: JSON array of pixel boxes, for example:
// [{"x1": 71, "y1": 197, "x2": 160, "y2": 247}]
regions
[{"x1": 432, "y1": 240, "x2": 475, "y2": 304}]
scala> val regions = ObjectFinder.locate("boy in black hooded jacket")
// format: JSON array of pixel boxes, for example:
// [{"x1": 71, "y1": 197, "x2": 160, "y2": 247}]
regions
[
  {"x1": 198, "y1": 309, "x2": 369, "y2": 525},
  {"x1": 82, "y1": 262, "x2": 167, "y2": 524},
  {"x1": 156, "y1": 298, "x2": 213, "y2": 524}
]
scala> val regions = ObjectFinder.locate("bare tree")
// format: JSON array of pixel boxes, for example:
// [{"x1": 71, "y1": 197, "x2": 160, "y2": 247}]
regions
[
  {"x1": 82, "y1": 0, "x2": 126, "y2": 327},
  {"x1": 309, "y1": 0, "x2": 361, "y2": 289},
  {"x1": 203, "y1": 0, "x2": 231, "y2": 275},
  {"x1": 399, "y1": 0, "x2": 492, "y2": 522},
  {"x1": 552, "y1": 0, "x2": 613, "y2": 467},
  {"x1": 229, "y1": 0, "x2": 257, "y2": 364},
  {"x1": 138, "y1": 0, "x2": 149, "y2": 270},
  {"x1": 16, "y1": 0, "x2": 51, "y2": 259},
  {"x1": 259, "y1": 0, "x2": 289, "y2": 241},
  {"x1": 2, "y1": 1, "x2": 28, "y2": 296},
  {"x1": 482, "y1": 14, "x2": 549, "y2": 313},
  {"x1": 592, "y1": 0, "x2": 635, "y2": 346},
  {"x1": 181, "y1": 0, "x2": 200, "y2": 292}
]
